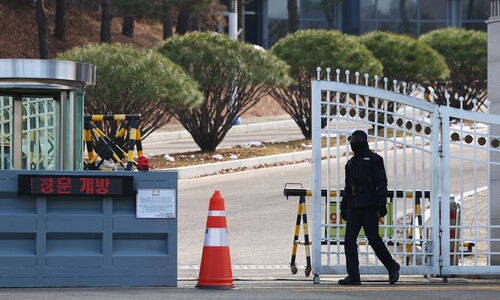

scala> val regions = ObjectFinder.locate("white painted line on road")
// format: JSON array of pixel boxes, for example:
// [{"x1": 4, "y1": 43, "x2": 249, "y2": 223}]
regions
[
  {"x1": 454, "y1": 186, "x2": 488, "y2": 201},
  {"x1": 179, "y1": 265, "x2": 303, "y2": 270}
]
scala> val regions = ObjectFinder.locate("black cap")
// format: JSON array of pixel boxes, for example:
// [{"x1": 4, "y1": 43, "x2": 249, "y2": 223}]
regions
[{"x1": 348, "y1": 130, "x2": 367, "y2": 142}]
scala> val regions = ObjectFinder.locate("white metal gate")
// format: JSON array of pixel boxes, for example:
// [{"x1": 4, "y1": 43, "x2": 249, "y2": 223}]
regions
[{"x1": 311, "y1": 68, "x2": 500, "y2": 283}]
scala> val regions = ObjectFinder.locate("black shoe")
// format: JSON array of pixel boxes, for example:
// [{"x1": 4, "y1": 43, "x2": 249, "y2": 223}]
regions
[
  {"x1": 338, "y1": 276, "x2": 361, "y2": 285},
  {"x1": 389, "y1": 263, "x2": 400, "y2": 285}
]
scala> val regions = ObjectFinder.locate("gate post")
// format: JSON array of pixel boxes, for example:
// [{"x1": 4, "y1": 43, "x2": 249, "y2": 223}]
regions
[
  {"x1": 311, "y1": 78, "x2": 324, "y2": 283},
  {"x1": 488, "y1": 0, "x2": 500, "y2": 264}
]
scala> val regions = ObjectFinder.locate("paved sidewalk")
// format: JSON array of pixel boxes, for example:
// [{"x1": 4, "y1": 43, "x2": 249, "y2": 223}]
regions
[{"x1": 1, "y1": 276, "x2": 500, "y2": 300}]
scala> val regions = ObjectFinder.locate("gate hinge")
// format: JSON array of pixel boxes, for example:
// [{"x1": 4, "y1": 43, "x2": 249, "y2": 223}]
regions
[
  {"x1": 439, "y1": 224, "x2": 444, "y2": 268},
  {"x1": 438, "y1": 145, "x2": 443, "y2": 157}
]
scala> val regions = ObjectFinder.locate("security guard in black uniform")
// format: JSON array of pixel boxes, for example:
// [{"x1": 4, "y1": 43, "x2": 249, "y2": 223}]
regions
[{"x1": 339, "y1": 130, "x2": 400, "y2": 285}]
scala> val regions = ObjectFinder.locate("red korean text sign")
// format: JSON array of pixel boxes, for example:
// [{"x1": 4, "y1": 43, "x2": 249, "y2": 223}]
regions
[{"x1": 18, "y1": 175, "x2": 134, "y2": 197}]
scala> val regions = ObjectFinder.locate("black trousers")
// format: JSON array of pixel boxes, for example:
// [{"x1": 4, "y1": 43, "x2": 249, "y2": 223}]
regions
[{"x1": 344, "y1": 205, "x2": 396, "y2": 277}]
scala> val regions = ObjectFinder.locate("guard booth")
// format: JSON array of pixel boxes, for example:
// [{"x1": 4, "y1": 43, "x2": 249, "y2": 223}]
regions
[{"x1": 0, "y1": 59, "x2": 177, "y2": 287}]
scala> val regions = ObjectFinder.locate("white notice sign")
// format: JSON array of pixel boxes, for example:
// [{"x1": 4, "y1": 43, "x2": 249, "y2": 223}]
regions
[{"x1": 136, "y1": 189, "x2": 176, "y2": 218}]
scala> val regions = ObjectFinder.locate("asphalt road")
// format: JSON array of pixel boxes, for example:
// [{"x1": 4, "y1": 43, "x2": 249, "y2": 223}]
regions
[
  {"x1": 0, "y1": 131, "x2": 493, "y2": 299},
  {"x1": 177, "y1": 143, "x2": 487, "y2": 280}
]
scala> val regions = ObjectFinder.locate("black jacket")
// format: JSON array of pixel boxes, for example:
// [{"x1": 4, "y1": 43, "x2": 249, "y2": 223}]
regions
[{"x1": 341, "y1": 149, "x2": 388, "y2": 210}]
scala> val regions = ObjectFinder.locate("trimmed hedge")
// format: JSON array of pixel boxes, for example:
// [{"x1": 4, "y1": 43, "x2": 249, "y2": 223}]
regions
[
  {"x1": 157, "y1": 32, "x2": 291, "y2": 151},
  {"x1": 420, "y1": 28, "x2": 487, "y2": 109},
  {"x1": 57, "y1": 43, "x2": 203, "y2": 138},
  {"x1": 359, "y1": 31, "x2": 449, "y2": 84},
  {"x1": 270, "y1": 29, "x2": 383, "y2": 139}
]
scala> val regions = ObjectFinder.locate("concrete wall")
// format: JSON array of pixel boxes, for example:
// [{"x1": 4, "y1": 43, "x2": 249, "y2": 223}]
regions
[{"x1": 0, "y1": 170, "x2": 177, "y2": 287}]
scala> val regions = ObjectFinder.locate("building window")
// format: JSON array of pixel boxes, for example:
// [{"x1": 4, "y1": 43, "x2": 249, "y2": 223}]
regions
[
  {"x1": 260, "y1": 0, "x2": 489, "y2": 49},
  {"x1": 267, "y1": 0, "x2": 289, "y2": 46},
  {"x1": 360, "y1": 0, "x2": 448, "y2": 36},
  {"x1": 461, "y1": 0, "x2": 489, "y2": 30},
  {"x1": 267, "y1": 0, "x2": 339, "y2": 47}
]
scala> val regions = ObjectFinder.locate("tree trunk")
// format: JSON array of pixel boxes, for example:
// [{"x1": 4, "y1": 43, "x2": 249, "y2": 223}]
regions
[
  {"x1": 162, "y1": 1, "x2": 173, "y2": 39},
  {"x1": 176, "y1": 8, "x2": 190, "y2": 35},
  {"x1": 467, "y1": 0, "x2": 475, "y2": 21},
  {"x1": 54, "y1": 0, "x2": 65, "y2": 40},
  {"x1": 36, "y1": 0, "x2": 49, "y2": 59},
  {"x1": 122, "y1": 15, "x2": 134, "y2": 38},
  {"x1": 100, "y1": 0, "x2": 112, "y2": 43},
  {"x1": 287, "y1": 0, "x2": 299, "y2": 33},
  {"x1": 323, "y1": 4, "x2": 334, "y2": 29},
  {"x1": 399, "y1": 0, "x2": 410, "y2": 34},
  {"x1": 238, "y1": 0, "x2": 244, "y2": 40}
]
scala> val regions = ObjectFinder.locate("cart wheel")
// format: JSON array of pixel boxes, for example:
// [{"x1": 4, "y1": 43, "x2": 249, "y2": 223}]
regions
[
  {"x1": 442, "y1": 276, "x2": 448, "y2": 283},
  {"x1": 291, "y1": 265, "x2": 298, "y2": 274},
  {"x1": 313, "y1": 274, "x2": 320, "y2": 284},
  {"x1": 305, "y1": 267, "x2": 311, "y2": 277}
]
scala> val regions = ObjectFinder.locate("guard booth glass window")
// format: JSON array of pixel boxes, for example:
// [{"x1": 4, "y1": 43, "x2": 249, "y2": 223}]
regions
[
  {"x1": 1, "y1": 92, "x2": 86, "y2": 171},
  {"x1": 22, "y1": 96, "x2": 58, "y2": 170},
  {"x1": 0, "y1": 96, "x2": 13, "y2": 169},
  {"x1": 63, "y1": 92, "x2": 84, "y2": 170},
  {"x1": 73, "y1": 93, "x2": 84, "y2": 170},
  {"x1": 0, "y1": 94, "x2": 60, "y2": 170}
]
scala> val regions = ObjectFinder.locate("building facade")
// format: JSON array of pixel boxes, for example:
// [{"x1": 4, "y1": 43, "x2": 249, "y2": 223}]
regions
[{"x1": 235, "y1": 0, "x2": 490, "y2": 49}]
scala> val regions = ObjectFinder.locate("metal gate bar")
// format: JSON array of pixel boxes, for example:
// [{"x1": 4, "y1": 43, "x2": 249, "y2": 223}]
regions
[{"x1": 311, "y1": 68, "x2": 500, "y2": 282}]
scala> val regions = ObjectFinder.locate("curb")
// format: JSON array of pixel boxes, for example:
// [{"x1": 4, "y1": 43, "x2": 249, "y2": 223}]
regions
[
  {"x1": 167, "y1": 147, "x2": 335, "y2": 179},
  {"x1": 167, "y1": 138, "x2": 412, "y2": 179}
]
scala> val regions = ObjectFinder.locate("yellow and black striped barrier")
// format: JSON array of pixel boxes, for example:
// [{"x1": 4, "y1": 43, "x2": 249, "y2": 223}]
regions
[
  {"x1": 283, "y1": 184, "x2": 431, "y2": 276},
  {"x1": 289, "y1": 184, "x2": 312, "y2": 277},
  {"x1": 284, "y1": 183, "x2": 343, "y2": 277},
  {"x1": 84, "y1": 114, "x2": 143, "y2": 171}
]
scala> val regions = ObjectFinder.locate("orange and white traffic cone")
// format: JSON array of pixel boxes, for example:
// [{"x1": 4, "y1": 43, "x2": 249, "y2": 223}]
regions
[{"x1": 196, "y1": 190, "x2": 234, "y2": 289}]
